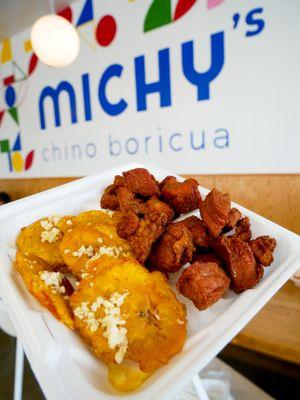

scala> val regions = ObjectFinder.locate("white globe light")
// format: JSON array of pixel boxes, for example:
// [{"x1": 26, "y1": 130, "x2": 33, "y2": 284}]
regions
[{"x1": 31, "y1": 14, "x2": 80, "y2": 67}]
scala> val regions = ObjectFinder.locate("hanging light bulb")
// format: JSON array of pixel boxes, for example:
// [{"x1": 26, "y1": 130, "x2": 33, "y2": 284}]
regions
[{"x1": 30, "y1": 1, "x2": 80, "y2": 67}]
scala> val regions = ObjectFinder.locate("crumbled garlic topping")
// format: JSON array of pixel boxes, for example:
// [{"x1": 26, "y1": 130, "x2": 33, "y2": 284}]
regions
[
  {"x1": 97, "y1": 237, "x2": 103, "y2": 244},
  {"x1": 40, "y1": 215, "x2": 61, "y2": 243},
  {"x1": 39, "y1": 271, "x2": 65, "y2": 294},
  {"x1": 97, "y1": 246, "x2": 122, "y2": 257},
  {"x1": 64, "y1": 249, "x2": 71, "y2": 254},
  {"x1": 177, "y1": 319, "x2": 185, "y2": 325},
  {"x1": 66, "y1": 219, "x2": 73, "y2": 225},
  {"x1": 74, "y1": 302, "x2": 99, "y2": 332},
  {"x1": 74, "y1": 292, "x2": 128, "y2": 363},
  {"x1": 73, "y1": 245, "x2": 94, "y2": 258}
]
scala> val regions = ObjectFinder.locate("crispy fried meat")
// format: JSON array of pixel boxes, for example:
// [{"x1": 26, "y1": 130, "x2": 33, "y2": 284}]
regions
[
  {"x1": 200, "y1": 189, "x2": 231, "y2": 239},
  {"x1": 116, "y1": 212, "x2": 140, "y2": 239},
  {"x1": 192, "y1": 252, "x2": 222, "y2": 266},
  {"x1": 232, "y1": 217, "x2": 252, "y2": 242},
  {"x1": 250, "y1": 236, "x2": 277, "y2": 266},
  {"x1": 177, "y1": 261, "x2": 230, "y2": 310},
  {"x1": 178, "y1": 216, "x2": 212, "y2": 249},
  {"x1": 224, "y1": 208, "x2": 242, "y2": 231},
  {"x1": 160, "y1": 176, "x2": 201, "y2": 215},
  {"x1": 212, "y1": 236, "x2": 263, "y2": 293},
  {"x1": 123, "y1": 168, "x2": 160, "y2": 197},
  {"x1": 148, "y1": 223, "x2": 195, "y2": 273}
]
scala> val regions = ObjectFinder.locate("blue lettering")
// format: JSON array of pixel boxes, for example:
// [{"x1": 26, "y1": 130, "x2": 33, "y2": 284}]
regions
[
  {"x1": 125, "y1": 137, "x2": 139, "y2": 155},
  {"x1": 190, "y1": 131, "x2": 205, "y2": 150},
  {"x1": 86, "y1": 142, "x2": 97, "y2": 158},
  {"x1": 169, "y1": 133, "x2": 183, "y2": 151},
  {"x1": 42, "y1": 148, "x2": 50, "y2": 161},
  {"x1": 246, "y1": 8, "x2": 265, "y2": 37},
  {"x1": 214, "y1": 128, "x2": 229, "y2": 148},
  {"x1": 39, "y1": 81, "x2": 77, "y2": 129},
  {"x1": 108, "y1": 134, "x2": 122, "y2": 156},
  {"x1": 99, "y1": 65, "x2": 128, "y2": 116},
  {"x1": 182, "y1": 32, "x2": 225, "y2": 101},
  {"x1": 135, "y1": 48, "x2": 171, "y2": 111},
  {"x1": 82, "y1": 73, "x2": 92, "y2": 121}
]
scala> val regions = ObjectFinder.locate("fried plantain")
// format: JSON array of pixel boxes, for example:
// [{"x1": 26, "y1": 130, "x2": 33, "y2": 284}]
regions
[
  {"x1": 60, "y1": 224, "x2": 133, "y2": 278},
  {"x1": 14, "y1": 251, "x2": 75, "y2": 329},
  {"x1": 16, "y1": 215, "x2": 73, "y2": 267},
  {"x1": 70, "y1": 258, "x2": 187, "y2": 372}
]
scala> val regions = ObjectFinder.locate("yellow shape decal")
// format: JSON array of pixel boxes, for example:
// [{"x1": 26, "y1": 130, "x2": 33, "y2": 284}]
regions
[
  {"x1": 24, "y1": 39, "x2": 32, "y2": 53},
  {"x1": 1, "y1": 39, "x2": 12, "y2": 63},
  {"x1": 12, "y1": 152, "x2": 23, "y2": 172}
]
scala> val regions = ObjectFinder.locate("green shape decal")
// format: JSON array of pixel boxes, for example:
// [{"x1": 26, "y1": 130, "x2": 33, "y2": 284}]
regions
[
  {"x1": 0, "y1": 139, "x2": 10, "y2": 153},
  {"x1": 8, "y1": 107, "x2": 19, "y2": 125},
  {"x1": 144, "y1": 0, "x2": 172, "y2": 32}
]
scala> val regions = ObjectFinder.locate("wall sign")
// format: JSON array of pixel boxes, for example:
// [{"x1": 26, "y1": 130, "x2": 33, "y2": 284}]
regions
[{"x1": 0, "y1": 0, "x2": 299, "y2": 178}]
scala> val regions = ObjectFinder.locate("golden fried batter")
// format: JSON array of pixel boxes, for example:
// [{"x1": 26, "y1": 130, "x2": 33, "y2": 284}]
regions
[
  {"x1": 60, "y1": 224, "x2": 133, "y2": 278},
  {"x1": 70, "y1": 259, "x2": 186, "y2": 373},
  {"x1": 14, "y1": 251, "x2": 74, "y2": 330},
  {"x1": 16, "y1": 215, "x2": 73, "y2": 267}
]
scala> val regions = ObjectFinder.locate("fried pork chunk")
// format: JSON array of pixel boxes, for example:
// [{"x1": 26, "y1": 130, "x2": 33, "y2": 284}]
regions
[
  {"x1": 148, "y1": 223, "x2": 195, "y2": 273},
  {"x1": 250, "y1": 236, "x2": 277, "y2": 266},
  {"x1": 232, "y1": 217, "x2": 252, "y2": 242},
  {"x1": 116, "y1": 212, "x2": 140, "y2": 238},
  {"x1": 200, "y1": 189, "x2": 231, "y2": 238},
  {"x1": 160, "y1": 176, "x2": 201, "y2": 215},
  {"x1": 127, "y1": 211, "x2": 170, "y2": 264},
  {"x1": 177, "y1": 261, "x2": 230, "y2": 310},
  {"x1": 212, "y1": 236, "x2": 264, "y2": 293},
  {"x1": 100, "y1": 168, "x2": 160, "y2": 211},
  {"x1": 117, "y1": 197, "x2": 175, "y2": 264},
  {"x1": 178, "y1": 216, "x2": 211, "y2": 249},
  {"x1": 100, "y1": 175, "x2": 125, "y2": 210},
  {"x1": 225, "y1": 208, "x2": 242, "y2": 231},
  {"x1": 192, "y1": 252, "x2": 222, "y2": 266},
  {"x1": 123, "y1": 168, "x2": 160, "y2": 197},
  {"x1": 116, "y1": 186, "x2": 147, "y2": 214}
]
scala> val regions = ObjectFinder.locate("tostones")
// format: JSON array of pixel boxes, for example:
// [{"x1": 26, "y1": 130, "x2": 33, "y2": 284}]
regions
[
  {"x1": 14, "y1": 251, "x2": 74, "y2": 330},
  {"x1": 60, "y1": 224, "x2": 133, "y2": 279},
  {"x1": 70, "y1": 258, "x2": 187, "y2": 372}
]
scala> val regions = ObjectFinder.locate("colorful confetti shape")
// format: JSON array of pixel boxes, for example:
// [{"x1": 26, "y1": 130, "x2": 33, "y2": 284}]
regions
[
  {"x1": 174, "y1": 0, "x2": 197, "y2": 21},
  {"x1": 57, "y1": 6, "x2": 73, "y2": 23},
  {"x1": 8, "y1": 107, "x2": 19, "y2": 125},
  {"x1": 12, "y1": 134, "x2": 22, "y2": 152},
  {"x1": 3, "y1": 74, "x2": 15, "y2": 86},
  {"x1": 76, "y1": 0, "x2": 93, "y2": 26},
  {"x1": 25, "y1": 150, "x2": 35, "y2": 170},
  {"x1": 24, "y1": 39, "x2": 32, "y2": 53},
  {"x1": 1, "y1": 39, "x2": 12, "y2": 63},
  {"x1": 0, "y1": 110, "x2": 4, "y2": 127},
  {"x1": 0, "y1": 139, "x2": 10, "y2": 153},
  {"x1": 28, "y1": 53, "x2": 38, "y2": 76},
  {"x1": 144, "y1": 0, "x2": 171, "y2": 32},
  {"x1": 5, "y1": 86, "x2": 16, "y2": 108},
  {"x1": 95, "y1": 15, "x2": 117, "y2": 47},
  {"x1": 12, "y1": 152, "x2": 23, "y2": 172}
]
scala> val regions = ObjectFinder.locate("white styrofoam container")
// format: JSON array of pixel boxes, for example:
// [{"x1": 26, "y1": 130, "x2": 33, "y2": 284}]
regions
[{"x1": 0, "y1": 163, "x2": 299, "y2": 400}]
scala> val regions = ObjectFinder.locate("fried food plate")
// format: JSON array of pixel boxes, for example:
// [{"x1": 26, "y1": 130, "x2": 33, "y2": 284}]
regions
[{"x1": 0, "y1": 163, "x2": 299, "y2": 400}]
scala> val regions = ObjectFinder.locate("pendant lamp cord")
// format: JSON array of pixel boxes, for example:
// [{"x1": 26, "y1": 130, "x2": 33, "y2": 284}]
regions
[{"x1": 49, "y1": 0, "x2": 55, "y2": 14}]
